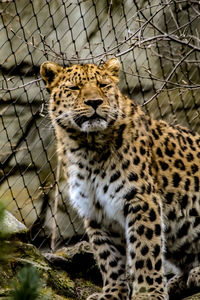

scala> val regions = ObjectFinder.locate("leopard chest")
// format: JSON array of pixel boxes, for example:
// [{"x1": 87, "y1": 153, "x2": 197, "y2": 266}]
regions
[{"x1": 66, "y1": 153, "x2": 126, "y2": 227}]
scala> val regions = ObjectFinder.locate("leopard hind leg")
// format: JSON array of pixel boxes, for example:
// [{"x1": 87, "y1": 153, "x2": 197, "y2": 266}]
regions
[
  {"x1": 187, "y1": 265, "x2": 200, "y2": 292},
  {"x1": 167, "y1": 265, "x2": 200, "y2": 300}
]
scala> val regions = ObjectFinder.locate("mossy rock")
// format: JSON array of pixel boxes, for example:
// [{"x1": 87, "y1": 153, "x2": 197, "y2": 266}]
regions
[
  {"x1": 47, "y1": 269, "x2": 75, "y2": 298},
  {"x1": 183, "y1": 293, "x2": 200, "y2": 300},
  {"x1": 0, "y1": 238, "x2": 100, "y2": 299}
]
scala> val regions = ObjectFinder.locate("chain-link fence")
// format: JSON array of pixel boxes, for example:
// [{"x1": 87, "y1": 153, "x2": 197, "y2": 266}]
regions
[{"x1": 1, "y1": 0, "x2": 200, "y2": 251}]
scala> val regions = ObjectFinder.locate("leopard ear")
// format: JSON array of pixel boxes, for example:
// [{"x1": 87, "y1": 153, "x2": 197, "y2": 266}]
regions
[
  {"x1": 102, "y1": 58, "x2": 120, "y2": 82},
  {"x1": 40, "y1": 61, "x2": 63, "y2": 92}
]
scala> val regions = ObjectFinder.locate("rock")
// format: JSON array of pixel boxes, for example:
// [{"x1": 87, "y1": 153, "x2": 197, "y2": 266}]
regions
[
  {"x1": 0, "y1": 239, "x2": 100, "y2": 299},
  {"x1": 0, "y1": 210, "x2": 27, "y2": 236},
  {"x1": 45, "y1": 241, "x2": 102, "y2": 287},
  {"x1": 183, "y1": 293, "x2": 200, "y2": 300},
  {"x1": 0, "y1": 235, "x2": 200, "y2": 299}
]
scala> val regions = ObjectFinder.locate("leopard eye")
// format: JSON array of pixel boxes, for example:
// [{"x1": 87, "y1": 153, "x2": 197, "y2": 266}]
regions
[
  {"x1": 99, "y1": 83, "x2": 108, "y2": 88},
  {"x1": 68, "y1": 86, "x2": 80, "y2": 91}
]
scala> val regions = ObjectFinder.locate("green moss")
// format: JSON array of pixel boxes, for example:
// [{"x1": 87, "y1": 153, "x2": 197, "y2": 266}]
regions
[
  {"x1": 47, "y1": 269, "x2": 76, "y2": 298},
  {"x1": 0, "y1": 202, "x2": 5, "y2": 223}
]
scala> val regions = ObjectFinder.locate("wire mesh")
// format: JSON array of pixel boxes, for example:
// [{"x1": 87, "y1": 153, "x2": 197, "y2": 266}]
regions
[{"x1": 0, "y1": 0, "x2": 200, "y2": 250}]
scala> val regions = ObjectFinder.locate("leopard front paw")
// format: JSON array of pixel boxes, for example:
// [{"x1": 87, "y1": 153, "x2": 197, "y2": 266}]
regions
[
  {"x1": 131, "y1": 290, "x2": 168, "y2": 300},
  {"x1": 87, "y1": 292, "x2": 126, "y2": 300},
  {"x1": 131, "y1": 294, "x2": 167, "y2": 300},
  {"x1": 87, "y1": 293, "x2": 102, "y2": 300},
  {"x1": 132, "y1": 296, "x2": 166, "y2": 300},
  {"x1": 98, "y1": 294, "x2": 125, "y2": 300},
  {"x1": 87, "y1": 282, "x2": 129, "y2": 300}
]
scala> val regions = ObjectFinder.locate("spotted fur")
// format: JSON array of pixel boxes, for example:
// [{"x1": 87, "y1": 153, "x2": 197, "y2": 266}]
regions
[{"x1": 40, "y1": 58, "x2": 200, "y2": 300}]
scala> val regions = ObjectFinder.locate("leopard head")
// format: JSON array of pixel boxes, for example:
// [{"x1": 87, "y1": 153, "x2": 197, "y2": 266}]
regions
[{"x1": 40, "y1": 58, "x2": 125, "y2": 132}]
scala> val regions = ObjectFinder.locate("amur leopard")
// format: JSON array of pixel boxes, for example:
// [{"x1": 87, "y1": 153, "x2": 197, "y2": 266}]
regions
[{"x1": 40, "y1": 58, "x2": 200, "y2": 300}]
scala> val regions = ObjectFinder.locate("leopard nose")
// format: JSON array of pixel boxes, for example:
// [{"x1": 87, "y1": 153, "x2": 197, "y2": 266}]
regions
[{"x1": 84, "y1": 99, "x2": 103, "y2": 110}]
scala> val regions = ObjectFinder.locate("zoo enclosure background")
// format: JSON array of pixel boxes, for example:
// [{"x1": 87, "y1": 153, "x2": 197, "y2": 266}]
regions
[{"x1": 0, "y1": 0, "x2": 200, "y2": 250}]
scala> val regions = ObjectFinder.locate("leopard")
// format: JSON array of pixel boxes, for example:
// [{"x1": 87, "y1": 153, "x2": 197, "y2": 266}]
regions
[{"x1": 40, "y1": 58, "x2": 200, "y2": 300}]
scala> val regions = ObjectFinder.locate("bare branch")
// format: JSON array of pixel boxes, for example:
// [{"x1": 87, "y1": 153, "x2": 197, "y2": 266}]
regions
[
  {"x1": 123, "y1": 69, "x2": 200, "y2": 89},
  {"x1": 143, "y1": 48, "x2": 195, "y2": 106},
  {"x1": 0, "y1": 78, "x2": 42, "y2": 92}
]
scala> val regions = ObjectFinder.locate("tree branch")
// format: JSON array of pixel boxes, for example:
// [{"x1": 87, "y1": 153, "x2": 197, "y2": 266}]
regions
[{"x1": 143, "y1": 48, "x2": 195, "y2": 106}]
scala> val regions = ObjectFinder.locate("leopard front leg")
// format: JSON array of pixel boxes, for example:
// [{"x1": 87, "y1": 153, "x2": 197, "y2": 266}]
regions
[
  {"x1": 85, "y1": 219, "x2": 130, "y2": 300},
  {"x1": 124, "y1": 195, "x2": 168, "y2": 300}
]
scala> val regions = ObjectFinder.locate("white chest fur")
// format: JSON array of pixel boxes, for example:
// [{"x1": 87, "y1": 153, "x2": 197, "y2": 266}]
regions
[{"x1": 67, "y1": 158, "x2": 126, "y2": 227}]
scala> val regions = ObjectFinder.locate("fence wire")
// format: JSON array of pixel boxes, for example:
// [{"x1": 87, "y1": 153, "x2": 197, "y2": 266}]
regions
[{"x1": 0, "y1": 0, "x2": 200, "y2": 250}]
